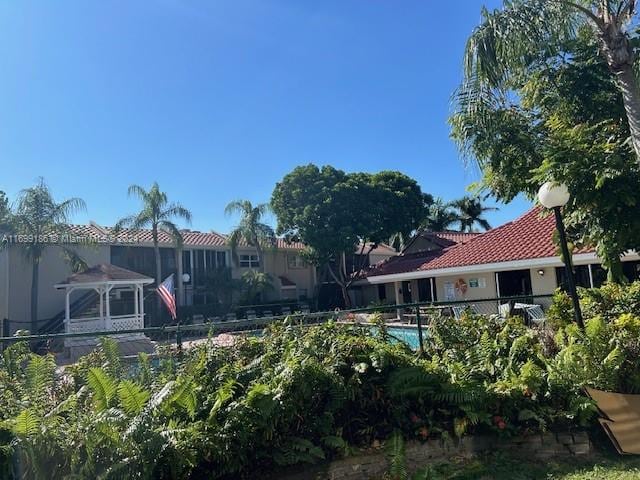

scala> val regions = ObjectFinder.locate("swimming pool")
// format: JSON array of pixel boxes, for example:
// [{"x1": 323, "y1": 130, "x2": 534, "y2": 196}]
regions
[{"x1": 365, "y1": 325, "x2": 425, "y2": 350}]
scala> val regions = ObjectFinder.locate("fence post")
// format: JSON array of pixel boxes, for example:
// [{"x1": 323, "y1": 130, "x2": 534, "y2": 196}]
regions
[
  {"x1": 176, "y1": 321, "x2": 183, "y2": 357},
  {"x1": 415, "y1": 308, "x2": 424, "y2": 355}
]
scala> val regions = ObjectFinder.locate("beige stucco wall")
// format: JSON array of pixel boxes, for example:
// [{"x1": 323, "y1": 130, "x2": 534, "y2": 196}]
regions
[
  {"x1": 529, "y1": 267, "x2": 558, "y2": 295},
  {"x1": 0, "y1": 249, "x2": 8, "y2": 324},
  {"x1": 6, "y1": 244, "x2": 110, "y2": 323},
  {"x1": 434, "y1": 273, "x2": 498, "y2": 303},
  {"x1": 235, "y1": 248, "x2": 316, "y2": 301}
]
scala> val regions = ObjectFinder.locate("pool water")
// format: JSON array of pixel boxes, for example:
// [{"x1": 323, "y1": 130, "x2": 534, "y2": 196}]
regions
[{"x1": 386, "y1": 327, "x2": 424, "y2": 350}]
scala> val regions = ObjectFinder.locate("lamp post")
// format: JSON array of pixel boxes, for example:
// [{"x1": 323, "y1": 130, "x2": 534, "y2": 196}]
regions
[{"x1": 537, "y1": 182, "x2": 584, "y2": 329}]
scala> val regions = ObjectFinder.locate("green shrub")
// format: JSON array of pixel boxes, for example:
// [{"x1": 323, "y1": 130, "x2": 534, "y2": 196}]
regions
[{"x1": 3, "y1": 284, "x2": 640, "y2": 478}]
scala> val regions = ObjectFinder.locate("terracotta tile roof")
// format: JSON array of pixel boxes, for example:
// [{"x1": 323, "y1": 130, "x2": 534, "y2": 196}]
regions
[
  {"x1": 275, "y1": 238, "x2": 306, "y2": 250},
  {"x1": 57, "y1": 264, "x2": 153, "y2": 285},
  {"x1": 68, "y1": 224, "x2": 305, "y2": 250},
  {"x1": 365, "y1": 207, "x2": 593, "y2": 278},
  {"x1": 429, "y1": 231, "x2": 481, "y2": 244},
  {"x1": 401, "y1": 230, "x2": 480, "y2": 252}
]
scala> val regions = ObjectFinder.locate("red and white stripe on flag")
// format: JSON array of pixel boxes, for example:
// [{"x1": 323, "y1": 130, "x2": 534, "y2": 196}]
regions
[{"x1": 157, "y1": 274, "x2": 177, "y2": 320}]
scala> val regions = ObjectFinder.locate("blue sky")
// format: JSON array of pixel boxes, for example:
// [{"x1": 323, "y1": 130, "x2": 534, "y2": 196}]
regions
[{"x1": 0, "y1": 0, "x2": 531, "y2": 234}]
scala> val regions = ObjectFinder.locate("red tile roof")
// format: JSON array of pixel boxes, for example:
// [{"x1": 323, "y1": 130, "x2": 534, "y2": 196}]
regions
[
  {"x1": 429, "y1": 231, "x2": 481, "y2": 244},
  {"x1": 67, "y1": 224, "x2": 305, "y2": 250},
  {"x1": 365, "y1": 207, "x2": 593, "y2": 278}
]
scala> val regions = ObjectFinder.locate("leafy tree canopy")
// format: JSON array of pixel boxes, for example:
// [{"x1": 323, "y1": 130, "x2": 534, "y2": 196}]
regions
[
  {"x1": 271, "y1": 165, "x2": 428, "y2": 304},
  {"x1": 452, "y1": 34, "x2": 640, "y2": 280}
]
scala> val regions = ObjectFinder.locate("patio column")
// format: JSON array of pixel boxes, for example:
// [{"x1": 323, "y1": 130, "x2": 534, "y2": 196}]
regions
[
  {"x1": 394, "y1": 281, "x2": 402, "y2": 320},
  {"x1": 98, "y1": 287, "x2": 104, "y2": 320},
  {"x1": 134, "y1": 284, "x2": 139, "y2": 323}
]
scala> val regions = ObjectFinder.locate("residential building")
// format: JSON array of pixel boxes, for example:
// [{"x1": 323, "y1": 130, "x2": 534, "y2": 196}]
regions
[
  {"x1": 0, "y1": 223, "x2": 316, "y2": 333},
  {"x1": 355, "y1": 207, "x2": 640, "y2": 308}
]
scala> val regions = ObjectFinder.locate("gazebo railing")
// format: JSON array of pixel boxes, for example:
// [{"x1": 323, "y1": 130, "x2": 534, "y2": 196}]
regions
[{"x1": 65, "y1": 314, "x2": 145, "y2": 344}]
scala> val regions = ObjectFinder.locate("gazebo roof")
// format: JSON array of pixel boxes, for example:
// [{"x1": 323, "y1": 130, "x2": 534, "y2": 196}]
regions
[{"x1": 55, "y1": 264, "x2": 154, "y2": 288}]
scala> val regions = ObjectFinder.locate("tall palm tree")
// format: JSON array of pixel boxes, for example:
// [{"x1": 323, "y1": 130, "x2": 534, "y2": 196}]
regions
[
  {"x1": 225, "y1": 200, "x2": 275, "y2": 272},
  {"x1": 11, "y1": 179, "x2": 87, "y2": 332},
  {"x1": 450, "y1": 196, "x2": 497, "y2": 232},
  {"x1": 458, "y1": 0, "x2": 640, "y2": 163},
  {"x1": 115, "y1": 183, "x2": 192, "y2": 313},
  {"x1": 420, "y1": 198, "x2": 459, "y2": 231}
]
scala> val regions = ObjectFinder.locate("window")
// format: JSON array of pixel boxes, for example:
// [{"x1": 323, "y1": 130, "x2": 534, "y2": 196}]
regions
[
  {"x1": 377, "y1": 284, "x2": 387, "y2": 301},
  {"x1": 555, "y1": 265, "x2": 591, "y2": 290},
  {"x1": 182, "y1": 250, "x2": 192, "y2": 283},
  {"x1": 240, "y1": 254, "x2": 260, "y2": 268},
  {"x1": 217, "y1": 251, "x2": 227, "y2": 268},
  {"x1": 205, "y1": 250, "x2": 217, "y2": 270},
  {"x1": 287, "y1": 254, "x2": 305, "y2": 269},
  {"x1": 418, "y1": 278, "x2": 434, "y2": 302}
]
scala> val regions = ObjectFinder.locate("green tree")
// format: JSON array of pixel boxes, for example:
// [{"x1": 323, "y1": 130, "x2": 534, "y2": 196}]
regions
[
  {"x1": 420, "y1": 198, "x2": 459, "y2": 231},
  {"x1": 459, "y1": 0, "x2": 640, "y2": 162},
  {"x1": 271, "y1": 165, "x2": 426, "y2": 306},
  {"x1": 10, "y1": 179, "x2": 86, "y2": 331},
  {"x1": 452, "y1": 34, "x2": 640, "y2": 282},
  {"x1": 224, "y1": 200, "x2": 276, "y2": 272},
  {"x1": 450, "y1": 196, "x2": 497, "y2": 232},
  {"x1": 115, "y1": 182, "x2": 192, "y2": 313}
]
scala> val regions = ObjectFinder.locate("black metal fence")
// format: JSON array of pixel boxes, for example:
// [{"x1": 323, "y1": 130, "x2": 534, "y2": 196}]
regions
[{"x1": 0, "y1": 294, "x2": 555, "y2": 361}]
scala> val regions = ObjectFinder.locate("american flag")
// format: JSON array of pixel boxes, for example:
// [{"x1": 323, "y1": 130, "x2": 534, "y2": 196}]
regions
[{"x1": 157, "y1": 274, "x2": 177, "y2": 320}]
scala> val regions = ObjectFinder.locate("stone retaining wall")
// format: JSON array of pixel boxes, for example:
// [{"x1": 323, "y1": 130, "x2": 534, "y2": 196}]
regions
[{"x1": 277, "y1": 431, "x2": 592, "y2": 480}]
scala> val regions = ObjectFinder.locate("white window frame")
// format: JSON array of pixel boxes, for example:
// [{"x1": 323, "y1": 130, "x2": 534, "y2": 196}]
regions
[
  {"x1": 287, "y1": 254, "x2": 305, "y2": 269},
  {"x1": 239, "y1": 254, "x2": 260, "y2": 268}
]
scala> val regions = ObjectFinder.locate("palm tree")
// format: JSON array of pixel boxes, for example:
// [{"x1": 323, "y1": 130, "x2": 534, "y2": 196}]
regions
[
  {"x1": 450, "y1": 196, "x2": 497, "y2": 232},
  {"x1": 224, "y1": 200, "x2": 275, "y2": 272},
  {"x1": 10, "y1": 179, "x2": 87, "y2": 332},
  {"x1": 420, "y1": 198, "x2": 459, "y2": 231},
  {"x1": 115, "y1": 183, "x2": 192, "y2": 314},
  {"x1": 239, "y1": 270, "x2": 274, "y2": 304},
  {"x1": 458, "y1": 0, "x2": 640, "y2": 163}
]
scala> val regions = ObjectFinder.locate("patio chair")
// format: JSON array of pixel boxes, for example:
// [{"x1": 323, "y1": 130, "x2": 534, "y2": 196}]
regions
[
  {"x1": 246, "y1": 310, "x2": 257, "y2": 320},
  {"x1": 225, "y1": 313, "x2": 237, "y2": 321},
  {"x1": 281, "y1": 307, "x2": 291, "y2": 316},
  {"x1": 452, "y1": 304, "x2": 481, "y2": 320},
  {"x1": 300, "y1": 304, "x2": 310, "y2": 314},
  {"x1": 262, "y1": 310, "x2": 273, "y2": 318},
  {"x1": 525, "y1": 305, "x2": 546, "y2": 327},
  {"x1": 192, "y1": 314, "x2": 205, "y2": 323},
  {"x1": 498, "y1": 302, "x2": 511, "y2": 319}
]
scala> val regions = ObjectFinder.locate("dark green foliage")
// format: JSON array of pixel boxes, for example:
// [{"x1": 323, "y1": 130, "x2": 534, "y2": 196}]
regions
[{"x1": 3, "y1": 284, "x2": 640, "y2": 477}]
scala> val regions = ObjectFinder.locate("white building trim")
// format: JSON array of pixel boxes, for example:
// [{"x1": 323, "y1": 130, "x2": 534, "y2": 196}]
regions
[{"x1": 358, "y1": 251, "x2": 640, "y2": 285}]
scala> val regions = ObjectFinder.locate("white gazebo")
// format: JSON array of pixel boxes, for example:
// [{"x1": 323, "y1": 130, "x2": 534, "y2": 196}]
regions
[{"x1": 54, "y1": 264, "x2": 155, "y2": 350}]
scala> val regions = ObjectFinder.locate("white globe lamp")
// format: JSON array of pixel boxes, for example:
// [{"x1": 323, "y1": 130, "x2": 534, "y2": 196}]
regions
[{"x1": 537, "y1": 182, "x2": 570, "y2": 209}]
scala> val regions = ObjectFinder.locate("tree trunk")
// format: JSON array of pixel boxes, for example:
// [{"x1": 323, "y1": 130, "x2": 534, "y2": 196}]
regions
[
  {"x1": 600, "y1": 23, "x2": 640, "y2": 162},
  {"x1": 176, "y1": 246, "x2": 184, "y2": 308},
  {"x1": 153, "y1": 237, "x2": 162, "y2": 323},
  {"x1": 615, "y1": 65, "x2": 640, "y2": 162},
  {"x1": 256, "y1": 242, "x2": 265, "y2": 273},
  {"x1": 30, "y1": 257, "x2": 39, "y2": 334}
]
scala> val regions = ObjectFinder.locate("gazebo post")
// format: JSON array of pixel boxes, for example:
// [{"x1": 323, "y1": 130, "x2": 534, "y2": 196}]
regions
[
  {"x1": 105, "y1": 284, "x2": 112, "y2": 331},
  {"x1": 139, "y1": 284, "x2": 145, "y2": 327}
]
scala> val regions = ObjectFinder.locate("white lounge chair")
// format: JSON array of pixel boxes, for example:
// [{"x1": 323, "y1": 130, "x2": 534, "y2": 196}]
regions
[
  {"x1": 526, "y1": 305, "x2": 546, "y2": 327},
  {"x1": 452, "y1": 304, "x2": 479, "y2": 320}
]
